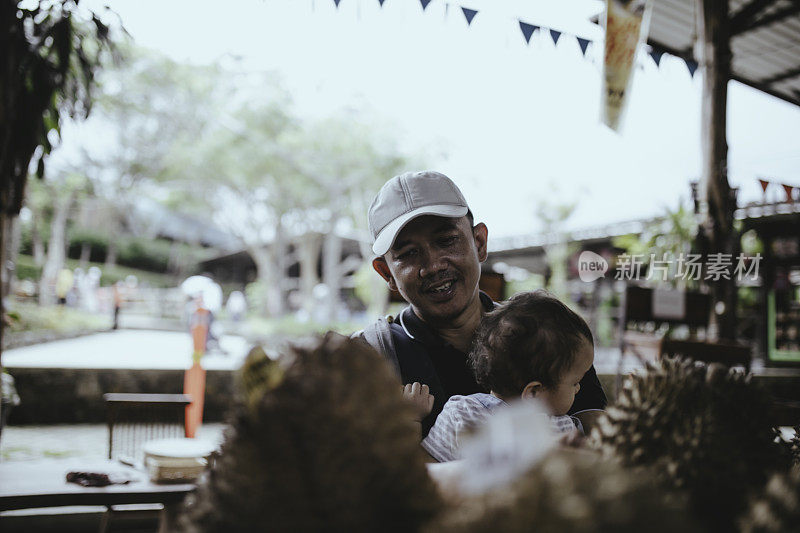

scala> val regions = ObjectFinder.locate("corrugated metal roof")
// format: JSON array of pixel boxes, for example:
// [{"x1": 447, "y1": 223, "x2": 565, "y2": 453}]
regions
[{"x1": 648, "y1": 0, "x2": 800, "y2": 106}]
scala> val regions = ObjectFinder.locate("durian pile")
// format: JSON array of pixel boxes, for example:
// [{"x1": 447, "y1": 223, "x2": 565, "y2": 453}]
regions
[
  {"x1": 180, "y1": 333, "x2": 442, "y2": 532},
  {"x1": 180, "y1": 337, "x2": 799, "y2": 532},
  {"x1": 592, "y1": 357, "x2": 796, "y2": 532},
  {"x1": 739, "y1": 466, "x2": 800, "y2": 532},
  {"x1": 430, "y1": 448, "x2": 699, "y2": 533}
]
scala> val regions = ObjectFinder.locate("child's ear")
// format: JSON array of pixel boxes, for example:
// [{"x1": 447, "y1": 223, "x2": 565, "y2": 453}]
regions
[{"x1": 521, "y1": 381, "x2": 543, "y2": 400}]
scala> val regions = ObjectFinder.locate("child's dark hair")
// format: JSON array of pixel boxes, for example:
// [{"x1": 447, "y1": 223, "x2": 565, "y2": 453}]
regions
[{"x1": 469, "y1": 290, "x2": 593, "y2": 399}]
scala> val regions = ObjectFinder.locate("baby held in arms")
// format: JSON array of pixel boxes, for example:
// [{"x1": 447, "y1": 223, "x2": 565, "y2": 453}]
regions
[{"x1": 405, "y1": 290, "x2": 595, "y2": 462}]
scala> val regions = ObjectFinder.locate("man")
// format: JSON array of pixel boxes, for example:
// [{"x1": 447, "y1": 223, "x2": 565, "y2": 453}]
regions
[{"x1": 362, "y1": 170, "x2": 606, "y2": 436}]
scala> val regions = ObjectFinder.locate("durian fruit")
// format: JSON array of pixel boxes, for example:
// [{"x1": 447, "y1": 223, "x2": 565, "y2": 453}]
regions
[
  {"x1": 180, "y1": 332, "x2": 443, "y2": 532},
  {"x1": 238, "y1": 345, "x2": 285, "y2": 413},
  {"x1": 431, "y1": 448, "x2": 699, "y2": 533},
  {"x1": 780, "y1": 425, "x2": 800, "y2": 467},
  {"x1": 592, "y1": 357, "x2": 790, "y2": 532},
  {"x1": 739, "y1": 466, "x2": 800, "y2": 533}
]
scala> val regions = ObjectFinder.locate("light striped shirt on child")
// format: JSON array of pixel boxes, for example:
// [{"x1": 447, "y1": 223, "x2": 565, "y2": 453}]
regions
[{"x1": 421, "y1": 393, "x2": 582, "y2": 463}]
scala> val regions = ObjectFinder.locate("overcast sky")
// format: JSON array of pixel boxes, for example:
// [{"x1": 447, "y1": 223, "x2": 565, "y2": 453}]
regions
[{"x1": 72, "y1": 0, "x2": 800, "y2": 239}]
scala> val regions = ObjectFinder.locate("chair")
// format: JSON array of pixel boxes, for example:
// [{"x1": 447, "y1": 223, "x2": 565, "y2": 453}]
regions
[
  {"x1": 104, "y1": 393, "x2": 191, "y2": 466},
  {"x1": 101, "y1": 393, "x2": 191, "y2": 533}
]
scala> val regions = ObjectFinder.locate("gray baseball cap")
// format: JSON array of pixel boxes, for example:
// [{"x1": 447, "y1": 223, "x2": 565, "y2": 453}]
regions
[{"x1": 368, "y1": 171, "x2": 469, "y2": 256}]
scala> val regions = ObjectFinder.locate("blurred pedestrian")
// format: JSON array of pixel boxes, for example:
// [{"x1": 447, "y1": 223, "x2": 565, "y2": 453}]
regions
[
  {"x1": 112, "y1": 281, "x2": 124, "y2": 330},
  {"x1": 226, "y1": 291, "x2": 247, "y2": 324},
  {"x1": 55, "y1": 268, "x2": 73, "y2": 305}
]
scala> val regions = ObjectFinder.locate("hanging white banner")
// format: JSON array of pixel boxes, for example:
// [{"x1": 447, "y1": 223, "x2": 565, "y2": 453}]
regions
[{"x1": 601, "y1": 0, "x2": 652, "y2": 131}]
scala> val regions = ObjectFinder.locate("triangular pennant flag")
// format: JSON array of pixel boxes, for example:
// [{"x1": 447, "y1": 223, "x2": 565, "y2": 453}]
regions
[
  {"x1": 518, "y1": 21, "x2": 539, "y2": 44},
  {"x1": 378, "y1": 0, "x2": 386, "y2": 5},
  {"x1": 333, "y1": 0, "x2": 341, "y2": 7},
  {"x1": 420, "y1": 0, "x2": 432, "y2": 10},
  {"x1": 783, "y1": 184, "x2": 796, "y2": 202},
  {"x1": 685, "y1": 58, "x2": 699, "y2": 77},
  {"x1": 549, "y1": 29, "x2": 561, "y2": 46},
  {"x1": 650, "y1": 49, "x2": 664, "y2": 67},
  {"x1": 576, "y1": 37, "x2": 590, "y2": 56},
  {"x1": 758, "y1": 179, "x2": 770, "y2": 193},
  {"x1": 461, "y1": 7, "x2": 477, "y2": 25}
]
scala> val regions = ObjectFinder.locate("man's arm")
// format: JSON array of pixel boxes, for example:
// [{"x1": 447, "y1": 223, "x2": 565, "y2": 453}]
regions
[
  {"x1": 571, "y1": 409, "x2": 604, "y2": 435},
  {"x1": 568, "y1": 366, "x2": 607, "y2": 434}
]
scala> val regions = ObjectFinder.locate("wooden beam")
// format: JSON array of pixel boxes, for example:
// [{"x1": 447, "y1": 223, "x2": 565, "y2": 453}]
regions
[
  {"x1": 761, "y1": 65, "x2": 800, "y2": 84},
  {"x1": 729, "y1": 0, "x2": 777, "y2": 33},
  {"x1": 697, "y1": 0, "x2": 738, "y2": 341},
  {"x1": 732, "y1": 1, "x2": 800, "y2": 36}
]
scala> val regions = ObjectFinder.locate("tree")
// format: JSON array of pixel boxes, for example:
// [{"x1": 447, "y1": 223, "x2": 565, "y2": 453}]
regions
[
  {"x1": 80, "y1": 46, "x2": 221, "y2": 267},
  {"x1": 36, "y1": 171, "x2": 89, "y2": 304},
  {"x1": 0, "y1": 0, "x2": 117, "y2": 369},
  {"x1": 287, "y1": 113, "x2": 412, "y2": 321},
  {"x1": 534, "y1": 186, "x2": 579, "y2": 300},
  {"x1": 168, "y1": 82, "x2": 304, "y2": 316}
]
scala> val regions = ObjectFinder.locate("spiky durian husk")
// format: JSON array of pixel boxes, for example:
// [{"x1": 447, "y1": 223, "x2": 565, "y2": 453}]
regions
[
  {"x1": 431, "y1": 448, "x2": 699, "y2": 533},
  {"x1": 739, "y1": 466, "x2": 800, "y2": 533},
  {"x1": 781, "y1": 425, "x2": 800, "y2": 467},
  {"x1": 592, "y1": 357, "x2": 790, "y2": 532},
  {"x1": 180, "y1": 332, "x2": 443, "y2": 532}
]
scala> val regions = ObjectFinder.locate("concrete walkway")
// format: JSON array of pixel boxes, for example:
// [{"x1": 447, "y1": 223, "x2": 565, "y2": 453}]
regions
[{"x1": 3, "y1": 330, "x2": 253, "y2": 370}]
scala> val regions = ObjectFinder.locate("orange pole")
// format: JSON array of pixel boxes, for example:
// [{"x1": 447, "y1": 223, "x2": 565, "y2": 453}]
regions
[{"x1": 184, "y1": 308, "x2": 209, "y2": 438}]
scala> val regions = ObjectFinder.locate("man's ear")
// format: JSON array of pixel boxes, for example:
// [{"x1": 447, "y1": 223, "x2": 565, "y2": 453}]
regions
[
  {"x1": 521, "y1": 380, "x2": 543, "y2": 400},
  {"x1": 372, "y1": 257, "x2": 398, "y2": 292},
  {"x1": 472, "y1": 222, "x2": 488, "y2": 262}
]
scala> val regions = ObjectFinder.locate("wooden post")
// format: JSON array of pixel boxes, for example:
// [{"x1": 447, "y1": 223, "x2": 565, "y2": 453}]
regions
[
  {"x1": 696, "y1": 0, "x2": 737, "y2": 341},
  {"x1": 184, "y1": 307, "x2": 209, "y2": 438}
]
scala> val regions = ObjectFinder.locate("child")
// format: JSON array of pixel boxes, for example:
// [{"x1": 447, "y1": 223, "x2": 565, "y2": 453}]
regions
[{"x1": 419, "y1": 290, "x2": 595, "y2": 462}]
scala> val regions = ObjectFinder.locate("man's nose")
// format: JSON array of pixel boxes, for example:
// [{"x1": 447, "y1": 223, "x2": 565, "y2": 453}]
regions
[{"x1": 418, "y1": 247, "x2": 449, "y2": 278}]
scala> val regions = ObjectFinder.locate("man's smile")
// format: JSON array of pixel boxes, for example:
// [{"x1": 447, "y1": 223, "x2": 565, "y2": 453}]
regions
[{"x1": 422, "y1": 274, "x2": 459, "y2": 301}]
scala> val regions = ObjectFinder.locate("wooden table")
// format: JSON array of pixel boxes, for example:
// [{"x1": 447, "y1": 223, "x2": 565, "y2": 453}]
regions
[{"x1": 0, "y1": 458, "x2": 195, "y2": 533}]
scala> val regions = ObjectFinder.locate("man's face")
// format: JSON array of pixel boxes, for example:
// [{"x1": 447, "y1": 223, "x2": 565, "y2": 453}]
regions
[{"x1": 372, "y1": 215, "x2": 488, "y2": 326}]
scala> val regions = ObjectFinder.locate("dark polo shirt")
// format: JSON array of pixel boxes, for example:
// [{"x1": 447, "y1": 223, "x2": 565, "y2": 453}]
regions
[{"x1": 388, "y1": 292, "x2": 607, "y2": 436}]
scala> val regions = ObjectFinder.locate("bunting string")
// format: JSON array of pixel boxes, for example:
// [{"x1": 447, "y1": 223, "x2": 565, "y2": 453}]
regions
[
  {"x1": 328, "y1": 0, "x2": 704, "y2": 78},
  {"x1": 758, "y1": 177, "x2": 799, "y2": 203}
]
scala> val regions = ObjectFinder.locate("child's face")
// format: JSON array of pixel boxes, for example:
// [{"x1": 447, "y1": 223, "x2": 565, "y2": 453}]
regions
[{"x1": 537, "y1": 338, "x2": 595, "y2": 416}]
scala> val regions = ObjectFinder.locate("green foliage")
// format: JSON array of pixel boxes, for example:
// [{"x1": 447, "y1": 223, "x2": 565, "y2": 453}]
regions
[
  {"x1": 6, "y1": 301, "x2": 109, "y2": 334},
  {"x1": 612, "y1": 204, "x2": 700, "y2": 287},
  {"x1": 613, "y1": 205, "x2": 699, "y2": 258},
  {"x1": 244, "y1": 280, "x2": 267, "y2": 315},
  {"x1": 116, "y1": 237, "x2": 171, "y2": 272},
  {"x1": 741, "y1": 229, "x2": 764, "y2": 256},
  {"x1": 504, "y1": 274, "x2": 546, "y2": 299},
  {"x1": 1, "y1": 0, "x2": 120, "y2": 215},
  {"x1": 13, "y1": 255, "x2": 42, "y2": 282},
  {"x1": 14, "y1": 254, "x2": 176, "y2": 288},
  {"x1": 595, "y1": 297, "x2": 617, "y2": 347},
  {"x1": 67, "y1": 227, "x2": 108, "y2": 262}
]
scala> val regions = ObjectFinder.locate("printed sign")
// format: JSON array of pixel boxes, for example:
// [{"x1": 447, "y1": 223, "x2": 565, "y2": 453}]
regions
[
  {"x1": 602, "y1": 0, "x2": 652, "y2": 131},
  {"x1": 652, "y1": 288, "x2": 686, "y2": 320}
]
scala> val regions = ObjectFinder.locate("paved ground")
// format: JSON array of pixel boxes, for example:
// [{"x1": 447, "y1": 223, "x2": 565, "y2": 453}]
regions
[
  {"x1": 3, "y1": 330, "x2": 253, "y2": 370},
  {"x1": 3, "y1": 328, "x2": 629, "y2": 371},
  {"x1": 0, "y1": 423, "x2": 227, "y2": 462}
]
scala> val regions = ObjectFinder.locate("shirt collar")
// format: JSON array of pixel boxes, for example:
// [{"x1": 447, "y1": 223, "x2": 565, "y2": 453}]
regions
[{"x1": 399, "y1": 291, "x2": 496, "y2": 348}]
